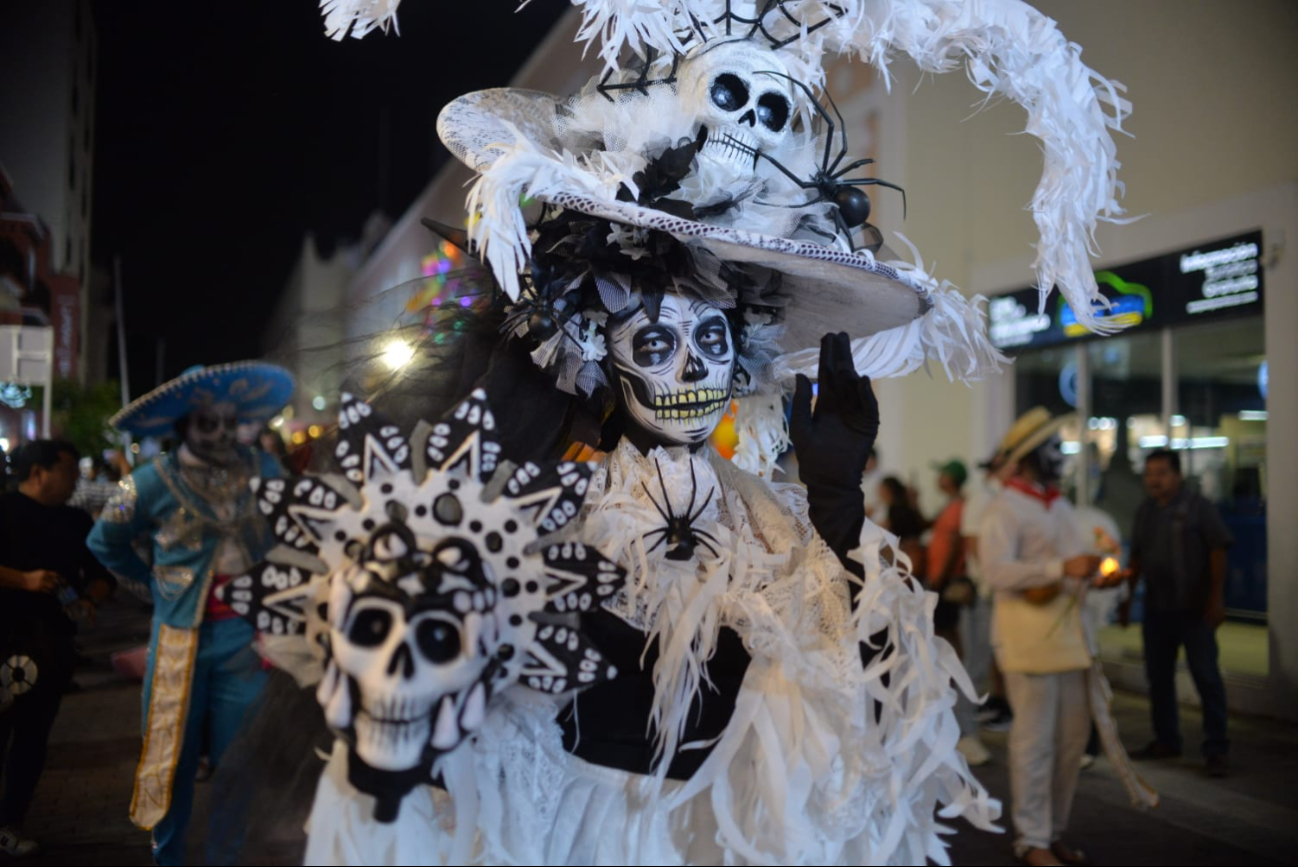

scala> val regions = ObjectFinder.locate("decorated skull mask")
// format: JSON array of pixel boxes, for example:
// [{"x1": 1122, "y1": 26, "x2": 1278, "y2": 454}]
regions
[
  {"x1": 676, "y1": 40, "x2": 795, "y2": 177},
  {"x1": 221, "y1": 391, "x2": 625, "y2": 822},
  {"x1": 608, "y1": 295, "x2": 736, "y2": 446},
  {"x1": 323, "y1": 524, "x2": 496, "y2": 777},
  {"x1": 183, "y1": 402, "x2": 240, "y2": 466}
]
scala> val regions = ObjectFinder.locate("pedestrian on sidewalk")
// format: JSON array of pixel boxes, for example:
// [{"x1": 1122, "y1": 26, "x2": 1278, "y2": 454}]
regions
[
  {"x1": 1119, "y1": 448, "x2": 1234, "y2": 777},
  {"x1": 981, "y1": 408, "x2": 1121, "y2": 866},
  {"x1": 87, "y1": 362, "x2": 293, "y2": 866},
  {"x1": 0, "y1": 440, "x2": 116, "y2": 857}
]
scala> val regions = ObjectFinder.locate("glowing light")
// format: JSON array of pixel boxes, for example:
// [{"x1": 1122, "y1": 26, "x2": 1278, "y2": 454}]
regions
[
  {"x1": 308, "y1": 425, "x2": 323, "y2": 438},
  {"x1": 381, "y1": 338, "x2": 415, "y2": 371},
  {"x1": 312, "y1": 396, "x2": 327, "y2": 411},
  {"x1": 1240, "y1": 410, "x2": 1268, "y2": 421},
  {"x1": 1100, "y1": 557, "x2": 1120, "y2": 579},
  {"x1": 291, "y1": 431, "x2": 308, "y2": 445},
  {"x1": 1060, "y1": 441, "x2": 1082, "y2": 455},
  {"x1": 0, "y1": 437, "x2": 8, "y2": 453},
  {"x1": 270, "y1": 415, "x2": 285, "y2": 429},
  {"x1": 1140, "y1": 435, "x2": 1229, "y2": 450},
  {"x1": 131, "y1": 443, "x2": 141, "y2": 454}
]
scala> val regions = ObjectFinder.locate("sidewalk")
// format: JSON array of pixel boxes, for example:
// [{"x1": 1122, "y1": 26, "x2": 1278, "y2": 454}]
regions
[
  {"x1": 947, "y1": 688, "x2": 1298, "y2": 865},
  {"x1": 13, "y1": 596, "x2": 1298, "y2": 865},
  {"x1": 23, "y1": 598, "x2": 153, "y2": 866}
]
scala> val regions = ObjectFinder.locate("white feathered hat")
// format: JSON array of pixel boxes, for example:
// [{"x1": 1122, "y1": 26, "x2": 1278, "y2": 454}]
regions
[{"x1": 322, "y1": 0, "x2": 1131, "y2": 402}]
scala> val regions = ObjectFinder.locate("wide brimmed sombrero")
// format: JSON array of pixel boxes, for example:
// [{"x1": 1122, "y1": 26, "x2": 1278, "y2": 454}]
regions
[
  {"x1": 111, "y1": 361, "x2": 295, "y2": 438},
  {"x1": 438, "y1": 85, "x2": 931, "y2": 346},
  {"x1": 993, "y1": 407, "x2": 1076, "y2": 467}
]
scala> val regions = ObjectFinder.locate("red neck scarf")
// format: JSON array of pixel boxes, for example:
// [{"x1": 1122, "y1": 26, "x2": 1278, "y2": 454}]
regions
[{"x1": 1006, "y1": 476, "x2": 1062, "y2": 506}]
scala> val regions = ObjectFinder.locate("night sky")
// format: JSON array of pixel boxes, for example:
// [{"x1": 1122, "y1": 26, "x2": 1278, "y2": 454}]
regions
[{"x1": 91, "y1": 0, "x2": 566, "y2": 397}]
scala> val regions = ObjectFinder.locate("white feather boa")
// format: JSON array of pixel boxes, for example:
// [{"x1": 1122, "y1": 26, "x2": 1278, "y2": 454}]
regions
[{"x1": 391, "y1": 441, "x2": 1001, "y2": 865}]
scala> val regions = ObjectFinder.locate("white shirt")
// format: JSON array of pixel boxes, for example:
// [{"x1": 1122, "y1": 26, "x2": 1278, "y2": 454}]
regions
[
  {"x1": 960, "y1": 479, "x2": 999, "y2": 590},
  {"x1": 981, "y1": 483, "x2": 1089, "y2": 673}
]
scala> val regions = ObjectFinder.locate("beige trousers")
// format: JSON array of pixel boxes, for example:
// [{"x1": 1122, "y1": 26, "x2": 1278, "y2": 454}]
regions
[{"x1": 1004, "y1": 668, "x2": 1091, "y2": 852}]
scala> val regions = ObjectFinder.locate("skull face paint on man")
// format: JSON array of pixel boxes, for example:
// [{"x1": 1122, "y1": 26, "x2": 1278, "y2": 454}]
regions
[
  {"x1": 184, "y1": 402, "x2": 240, "y2": 466},
  {"x1": 608, "y1": 295, "x2": 736, "y2": 446},
  {"x1": 1032, "y1": 434, "x2": 1067, "y2": 484}
]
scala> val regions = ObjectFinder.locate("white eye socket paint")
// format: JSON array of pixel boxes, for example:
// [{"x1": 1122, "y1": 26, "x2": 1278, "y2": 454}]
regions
[{"x1": 608, "y1": 295, "x2": 736, "y2": 446}]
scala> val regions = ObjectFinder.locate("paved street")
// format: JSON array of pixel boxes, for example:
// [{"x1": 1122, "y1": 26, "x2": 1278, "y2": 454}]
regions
[{"x1": 11, "y1": 598, "x2": 1298, "y2": 865}]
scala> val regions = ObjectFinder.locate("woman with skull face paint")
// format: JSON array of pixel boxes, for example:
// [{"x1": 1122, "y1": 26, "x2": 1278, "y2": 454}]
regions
[
  {"x1": 318, "y1": 182, "x2": 1004, "y2": 864},
  {"x1": 222, "y1": 0, "x2": 1142, "y2": 860},
  {"x1": 87, "y1": 362, "x2": 293, "y2": 866}
]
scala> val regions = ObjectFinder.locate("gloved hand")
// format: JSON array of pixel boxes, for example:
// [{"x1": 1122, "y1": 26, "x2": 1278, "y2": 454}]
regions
[
  {"x1": 790, "y1": 332, "x2": 879, "y2": 489},
  {"x1": 789, "y1": 333, "x2": 880, "y2": 584}
]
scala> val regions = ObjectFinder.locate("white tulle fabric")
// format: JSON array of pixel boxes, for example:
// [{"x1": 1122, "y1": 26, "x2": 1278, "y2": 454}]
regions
[{"x1": 302, "y1": 442, "x2": 1000, "y2": 864}]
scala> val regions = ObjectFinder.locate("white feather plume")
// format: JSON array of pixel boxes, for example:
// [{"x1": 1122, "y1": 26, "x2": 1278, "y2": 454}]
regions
[
  {"x1": 555, "y1": 0, "x2": 1133, "y2": 332},
  {"x1": 320, "y1": 0, "x2": 404, "y2": 41}
]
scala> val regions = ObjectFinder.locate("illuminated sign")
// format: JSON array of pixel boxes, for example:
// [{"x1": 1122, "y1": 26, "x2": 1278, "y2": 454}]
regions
[{"x1": 989, "y1": 231, "x2": 1264, "y2": 351}]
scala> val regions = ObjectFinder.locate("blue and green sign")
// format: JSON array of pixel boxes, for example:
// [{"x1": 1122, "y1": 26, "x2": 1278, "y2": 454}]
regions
[{"x1": 989, "y1": 230, "x2": 1263, "y2": 351}]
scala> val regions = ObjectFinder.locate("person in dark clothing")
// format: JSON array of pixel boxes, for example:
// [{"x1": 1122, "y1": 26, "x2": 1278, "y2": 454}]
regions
[
  {"x1": 1119, "y1": 449, "x2": 1234, "y2": 777},
  {"x1": 0, "y1": 440, "x2": 115, "y2": 856},
  {"x1": 879, "y1": 475, "x2": 926, "y2": 573}
]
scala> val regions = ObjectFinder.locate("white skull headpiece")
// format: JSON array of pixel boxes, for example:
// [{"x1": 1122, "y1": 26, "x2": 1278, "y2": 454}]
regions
[{"x1": 676, "y1": 39, "x2": 796, "y2": 178}]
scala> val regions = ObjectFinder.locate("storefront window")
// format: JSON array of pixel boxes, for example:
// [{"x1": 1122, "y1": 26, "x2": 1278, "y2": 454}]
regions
[
  {"x1": 1087, "y1": 331, "x2": 1162, "y2": 535},
  {"x1": 1175, "y1": 318, "x2": 1267, "y2": 634}
]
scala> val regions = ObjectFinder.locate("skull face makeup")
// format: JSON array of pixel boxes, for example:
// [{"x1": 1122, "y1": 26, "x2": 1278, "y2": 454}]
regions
[
  {"x1": 1031, "y1": 435, "x2": 1067, "y2": 484},
  {"x1": 184, "y1": 402, "x2": 240, "y2": 466},
  {"x1": 676, "y1": 40, "x2": 796, "y2": 178},
  {"x1": 608, "y1": 295, "x2": 736, "y2": 446}
]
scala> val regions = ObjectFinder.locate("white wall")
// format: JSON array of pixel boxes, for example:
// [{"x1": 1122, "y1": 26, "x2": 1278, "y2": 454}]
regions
[{"x1": 881, "y1": 0, "x2": 1298, "y2": 505}]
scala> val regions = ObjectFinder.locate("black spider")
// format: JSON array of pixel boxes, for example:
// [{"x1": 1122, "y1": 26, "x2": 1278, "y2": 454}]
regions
[
  {"x1": 501, "y1": 258, "x2": 588, "y2": 347},
  {"x1": 501, "y1": 285, "x2": 570, "y2": 342},
  {"x1": 641, "y1": 458, "x2": 722, "y2": 561},
  {"x1": 596, "y1": 48, "x2": 681, "y2": 102},
  {"x1": 703, "y1": 0, "x2": 847, "y2": 49},
  {"x1": 726, "y1": 72, "x2": 906, "y2": 252}
]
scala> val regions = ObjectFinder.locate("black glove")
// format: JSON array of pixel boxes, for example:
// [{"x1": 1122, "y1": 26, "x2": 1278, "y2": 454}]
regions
[{"x1": 789, "y1": 332, "x2": 880, "y2": 580}]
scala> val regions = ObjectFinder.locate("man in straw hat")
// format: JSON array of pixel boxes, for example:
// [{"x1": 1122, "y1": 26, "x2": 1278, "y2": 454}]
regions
[
  {"x1": 87, "y1": 362, "x2": 293, "y2": 865},
  {"x1": 980, "y1": 407, "x2": 1127, "y2": 866}
]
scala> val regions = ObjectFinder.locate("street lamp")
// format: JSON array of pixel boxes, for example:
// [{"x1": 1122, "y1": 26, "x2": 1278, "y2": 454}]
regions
[{"x1": 381, "y1": 338, "x2": 415, "y2": 371}]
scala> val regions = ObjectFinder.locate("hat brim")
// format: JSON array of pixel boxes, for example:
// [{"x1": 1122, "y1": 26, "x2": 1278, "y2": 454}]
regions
[
  {"x1": 439, "y1": 89, "x2": 931, "y2": 344},
  {"x1": 111, "y1": 362, "x2": 295, "y2": 438},
  {"x1": 1002, "y1": 414, "x2": 1075, "y2": 467}
]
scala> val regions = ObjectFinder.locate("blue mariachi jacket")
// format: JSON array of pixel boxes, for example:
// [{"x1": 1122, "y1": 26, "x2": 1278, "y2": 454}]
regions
[{"x1": 88, "y1": 447, "x2": 281, "y2": 630}]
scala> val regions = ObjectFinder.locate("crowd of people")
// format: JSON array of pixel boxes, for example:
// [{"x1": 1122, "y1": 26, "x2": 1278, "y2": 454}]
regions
[{"x1": 852, "y1": 408, "x2": 1236, "y2": 866}]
